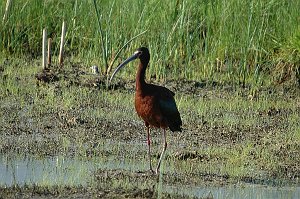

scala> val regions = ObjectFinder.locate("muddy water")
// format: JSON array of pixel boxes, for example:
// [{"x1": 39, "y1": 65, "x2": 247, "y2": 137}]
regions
[{"x1": 1, "y1": 154, "x2": 299, "y2": 199}]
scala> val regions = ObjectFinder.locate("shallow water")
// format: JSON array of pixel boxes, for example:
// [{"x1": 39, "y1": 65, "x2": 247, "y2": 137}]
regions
[
  {"x1": 0, "y1": 154, "x2": 299, "y2": 199},
  {"x1": 0, "y1": 153, "x2": 143, "y2": 186},
  {"x1": 0, "y1": 154, "x2": 93, "y2": 186},
  {"x1": 165, "y1": 184, "x2": 300, "y2": 199}
]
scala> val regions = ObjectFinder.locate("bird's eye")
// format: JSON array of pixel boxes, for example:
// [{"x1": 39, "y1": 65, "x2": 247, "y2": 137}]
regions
[{"x1": 134, "y1": 50, "x2": 143, "y2": 57}]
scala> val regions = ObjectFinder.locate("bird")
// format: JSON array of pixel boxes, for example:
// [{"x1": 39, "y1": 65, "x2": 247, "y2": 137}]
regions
[{"x1": 110, "y1": 47, "x2": 182, "y2": 174}]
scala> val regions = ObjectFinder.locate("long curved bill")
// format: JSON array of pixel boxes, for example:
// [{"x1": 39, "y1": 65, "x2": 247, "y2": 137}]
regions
[{"x1": 109, "y1": 52, "x2": 139, "y2": 82}]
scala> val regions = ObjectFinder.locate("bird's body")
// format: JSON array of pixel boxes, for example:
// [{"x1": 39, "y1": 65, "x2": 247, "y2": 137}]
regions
[
  {"x1": 110, "y1": 47, "x2": 182, "y2": 174},
  {"x1": 135, "y1": 83, "x2": 182, "y2": 131}
]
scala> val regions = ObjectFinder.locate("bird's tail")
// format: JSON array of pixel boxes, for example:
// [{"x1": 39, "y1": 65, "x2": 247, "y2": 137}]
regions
[{"x1": 169, "y1": 121, "x2": 182, "y2": 132}]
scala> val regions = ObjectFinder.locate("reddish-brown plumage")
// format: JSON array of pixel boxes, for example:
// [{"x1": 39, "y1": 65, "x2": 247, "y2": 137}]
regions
[
  {"x1": 134, "y1": 47, "x2": 182, "y2": 132},
  {"x1": 110, "y1": 47, "x2": 182, "y2": 174}
]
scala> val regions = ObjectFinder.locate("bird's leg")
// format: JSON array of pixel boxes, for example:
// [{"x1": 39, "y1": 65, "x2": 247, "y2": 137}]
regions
[
  {"x1": 147, "y1": 126, "x2": 154, "y2": 173},
  {"x1": 155, "y1": 129, "x2": 167, "y2": 174}
]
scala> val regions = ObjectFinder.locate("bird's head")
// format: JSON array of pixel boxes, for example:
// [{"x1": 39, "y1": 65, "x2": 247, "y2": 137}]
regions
[
  {"x1": 110, "y1": 47, "x2": 149, "y2": 82},
  {"x1": 135, "y1": 47, "x2": 150, "y2": 60}
]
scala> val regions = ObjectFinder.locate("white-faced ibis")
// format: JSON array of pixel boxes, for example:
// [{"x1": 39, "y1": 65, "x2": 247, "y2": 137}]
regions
[{"x1": 110, "y1": 47, "x2": 182, "y2": 174}]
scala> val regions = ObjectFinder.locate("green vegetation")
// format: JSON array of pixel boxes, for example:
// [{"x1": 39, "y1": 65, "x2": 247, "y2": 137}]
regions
[
  {"x1": 1, "y1": 0, "x2": 300, "y2": 85},
  {"x1": 0, "y1": 0, "x2": 299, "y2": 198}
]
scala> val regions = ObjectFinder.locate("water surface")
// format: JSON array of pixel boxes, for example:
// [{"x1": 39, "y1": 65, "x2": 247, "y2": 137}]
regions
[{"x1": 0, "y1": 154, "x2": 299, "y2": 199}]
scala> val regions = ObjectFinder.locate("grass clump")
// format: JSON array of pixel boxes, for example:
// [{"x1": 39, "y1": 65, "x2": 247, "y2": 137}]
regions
[{"x1": 0, "y1": 0, "x2": 300, "y2": 85}]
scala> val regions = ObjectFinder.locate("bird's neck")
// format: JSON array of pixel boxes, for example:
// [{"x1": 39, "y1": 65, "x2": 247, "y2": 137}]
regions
[{"x1": 136, "y1": 61, "x2": 147, "y2": 91}]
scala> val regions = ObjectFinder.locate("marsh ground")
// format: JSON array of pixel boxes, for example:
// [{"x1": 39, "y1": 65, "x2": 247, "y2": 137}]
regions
[{"x1": 0, "y1": 60, "x2": 299, "y2": 198}]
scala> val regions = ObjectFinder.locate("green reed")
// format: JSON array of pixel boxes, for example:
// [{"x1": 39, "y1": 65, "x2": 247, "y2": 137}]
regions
[{"x1": 0, "y1": 0, "x2": 299, "y2": 85}]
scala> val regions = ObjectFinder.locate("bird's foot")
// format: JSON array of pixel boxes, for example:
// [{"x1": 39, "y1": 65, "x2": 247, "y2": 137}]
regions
[
  {"x1": 155, "y1": 167, "x2": 161, "y2": 175},
  {"x1": 149, "y1": 168, "x2": 156, "y2": 175}
]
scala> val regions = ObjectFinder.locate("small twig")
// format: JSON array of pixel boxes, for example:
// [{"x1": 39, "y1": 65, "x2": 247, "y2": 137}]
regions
[
  {"x1": 47, "y1": 38, "x2": 52, "y2": 66},
  {"x1": 42, "y1": 28, "x2": 47, "y2": 69},
  {"x1": 59, "y1": 21, "x2": 67, "y2": 66}
]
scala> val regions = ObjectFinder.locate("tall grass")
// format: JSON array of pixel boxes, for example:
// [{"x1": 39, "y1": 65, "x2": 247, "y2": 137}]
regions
[{"x1": 0, "y1": 0, "x2": 299, "y2": 85}]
